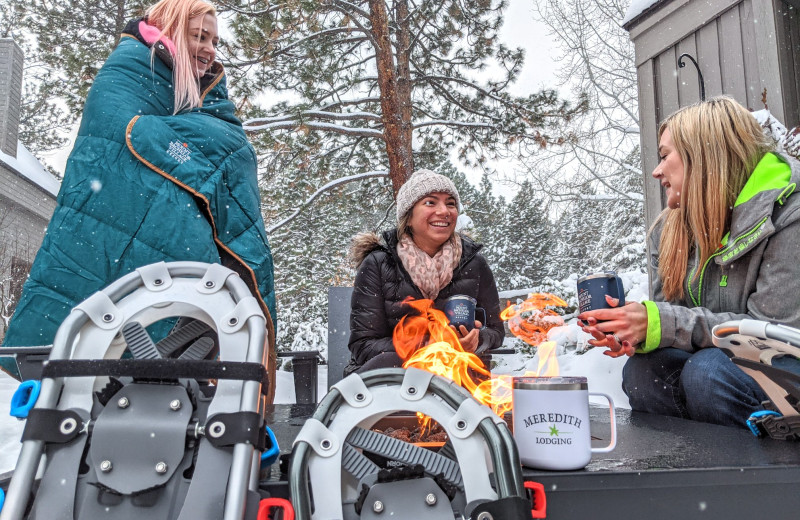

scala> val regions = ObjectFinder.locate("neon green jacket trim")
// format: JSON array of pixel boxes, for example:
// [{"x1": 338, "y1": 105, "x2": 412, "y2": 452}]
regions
[{"x1": 638, "y1": 300, "x2": 662, "y2": 353}]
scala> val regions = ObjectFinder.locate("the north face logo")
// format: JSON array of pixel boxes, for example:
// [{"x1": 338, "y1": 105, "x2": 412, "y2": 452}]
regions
[{"x1": 167, "y1": 140, "x2": 191, "y2": 164}]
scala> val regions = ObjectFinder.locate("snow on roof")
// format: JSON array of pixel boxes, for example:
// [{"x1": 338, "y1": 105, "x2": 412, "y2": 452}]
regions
[
  {"x1": 0, "y1": 141, "x2": 60, "y2": 197},
  {"x1": 753, "y1": 109, "x2": 800, "y2": 160},
  {"x1": 623, "y1": 0, "x2": 662, "y2": 26}
]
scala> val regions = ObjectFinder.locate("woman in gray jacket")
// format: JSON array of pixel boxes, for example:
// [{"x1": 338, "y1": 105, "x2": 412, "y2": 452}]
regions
[{"x1": 578, "y1": 96, "x2": 800, "y2": 428}]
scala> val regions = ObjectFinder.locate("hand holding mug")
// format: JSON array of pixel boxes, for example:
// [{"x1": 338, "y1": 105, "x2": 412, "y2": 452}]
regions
[
  {"x1": 577, "y1": 294, "x2": 647, "y2": 358},
  {"x1": 453, "y1": 320, "x2": 482, "y2": 353},
  {"x1": 577, "y1": 271, "x2": 625, "y2": 313},
  {"x1": 444, "y1": 295, "x2": 486, "y2": 353}
]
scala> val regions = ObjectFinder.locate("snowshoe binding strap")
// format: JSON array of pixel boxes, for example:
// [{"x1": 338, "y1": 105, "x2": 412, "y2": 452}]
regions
[{"x1": 713, "y1": 319, "x2": 800, "y2": 440}]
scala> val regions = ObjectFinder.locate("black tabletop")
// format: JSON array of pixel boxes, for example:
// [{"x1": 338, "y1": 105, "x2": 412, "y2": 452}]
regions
[
  {"x1": 523, "y1": 406, "x2": 800, "y2": 519},
  {"x1": 262, "y1": 403, "x2": 800, "y2": 519}
]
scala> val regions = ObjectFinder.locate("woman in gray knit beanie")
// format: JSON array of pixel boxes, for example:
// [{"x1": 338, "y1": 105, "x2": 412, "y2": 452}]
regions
[{"x1": 344, "y1": 169, "x2": 504, "y2": 375}]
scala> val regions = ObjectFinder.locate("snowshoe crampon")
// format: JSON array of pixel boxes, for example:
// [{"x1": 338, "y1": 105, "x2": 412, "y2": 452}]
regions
[
  {"x1": 289, "y1": 367, "x2": 540, "y2": 520},
  {"x1": 713, "y1": 319, "x2": 800, "y2": 440},
  {"x1": 2, "y1": 261, "x2": 271, "y2": 520}
]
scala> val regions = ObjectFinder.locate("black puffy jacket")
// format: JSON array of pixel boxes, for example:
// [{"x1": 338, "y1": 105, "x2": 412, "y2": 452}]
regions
[{"x1": 346, "y1": 230, "x2": 505, "y2": 372}]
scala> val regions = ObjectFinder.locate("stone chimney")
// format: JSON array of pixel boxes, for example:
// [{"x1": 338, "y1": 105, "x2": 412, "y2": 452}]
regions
[{"x1": 0, "y1": 39, "x2": 24, "y2": 158}]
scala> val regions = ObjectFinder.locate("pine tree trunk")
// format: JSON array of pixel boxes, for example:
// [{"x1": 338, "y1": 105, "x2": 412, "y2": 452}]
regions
[
  {"x1": 369, "y1": 0, "x2": 414, "y2": 195},
  {"x1": 395, "y1": 0, "x2": 413, "y2": 173}
]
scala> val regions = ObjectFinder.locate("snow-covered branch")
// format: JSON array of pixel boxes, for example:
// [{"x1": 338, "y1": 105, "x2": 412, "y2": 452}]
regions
[
  {"x1": 577, "y1": 192, "x2": 643, "y2": 202},
  {"x1": 244, "y1": 120, "x2": 384, "y2": 139},
  {"x1": 244, "y1": 110, "x2": 382, "y2": 126},
  {"x1": 413, "y1": 119, "x2": 500, "y2": 130},
  {"x1": 267, "y1": 171, "x2": 390, "y2": 233},
  {"x1": 216, "y1": 1, "x2": 283, "y2": 16}
]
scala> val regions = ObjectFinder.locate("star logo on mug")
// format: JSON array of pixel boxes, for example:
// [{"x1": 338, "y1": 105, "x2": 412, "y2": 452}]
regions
[{"x1": 549, "y1": 425, "x2": 560, "y2": 436}]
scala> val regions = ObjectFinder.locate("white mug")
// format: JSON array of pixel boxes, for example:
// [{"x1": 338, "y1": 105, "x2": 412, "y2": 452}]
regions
[{"x1": 512, "y1": 376, "x2": 616, "y2": 470}]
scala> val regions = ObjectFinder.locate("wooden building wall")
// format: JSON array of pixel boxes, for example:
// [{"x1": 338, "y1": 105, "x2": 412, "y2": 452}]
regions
[{"x1": 626, "y1": 0, "x2": 800, "y2": 232}]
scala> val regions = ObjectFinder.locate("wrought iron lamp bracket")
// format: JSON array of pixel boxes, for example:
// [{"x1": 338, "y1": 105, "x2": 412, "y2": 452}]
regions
[{"x1": 678, "y1": 53, "x2": 706, "y2": 101}]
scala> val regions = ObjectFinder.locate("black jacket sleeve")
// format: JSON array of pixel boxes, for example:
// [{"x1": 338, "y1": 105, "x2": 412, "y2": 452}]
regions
[
  {"x1": 348, "y1": 251, "x2": 396, "y2": 365},
  {"x1": 474, "y1": 255, "x2": 505, "y2": 354}
]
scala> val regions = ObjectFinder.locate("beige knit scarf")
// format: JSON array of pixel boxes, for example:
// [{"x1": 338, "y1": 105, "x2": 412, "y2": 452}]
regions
[{"x1": 397, "y1": 235, "x2": 463, "y2": 301}]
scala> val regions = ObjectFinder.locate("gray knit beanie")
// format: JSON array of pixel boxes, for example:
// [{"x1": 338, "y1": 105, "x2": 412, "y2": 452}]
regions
[{"x1": 395, "y1": 169, "x2": 461, "y2": 223}]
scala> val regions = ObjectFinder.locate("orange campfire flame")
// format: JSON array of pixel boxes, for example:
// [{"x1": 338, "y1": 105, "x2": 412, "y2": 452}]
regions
[
  {"x1": 500, "y1": 293, "x2": 568, "y2": 348},
  {"x1": 394, "y1": 298, "x2": 491, "y2": 393},
  {"x1": 392, "y1": 295, "x2": 565, "y2": 419}
]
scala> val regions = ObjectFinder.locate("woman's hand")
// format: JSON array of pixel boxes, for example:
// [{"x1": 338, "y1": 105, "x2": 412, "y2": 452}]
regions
[
  {"x1": 453, "y1": 321, "x2": 482, "y2": 353},
  {"x1": 577, "y1": 295, "x2": 647, "y2": 358}
]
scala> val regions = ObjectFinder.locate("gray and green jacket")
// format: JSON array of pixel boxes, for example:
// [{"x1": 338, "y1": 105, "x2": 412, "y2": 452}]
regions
[{"x1": 641, "y1": 152, "x2": 800, "y2": 353}]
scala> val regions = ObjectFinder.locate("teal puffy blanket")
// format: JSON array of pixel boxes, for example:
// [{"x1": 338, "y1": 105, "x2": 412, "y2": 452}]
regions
[{"x1": 3, "y1": 35, "x2": 275, "y2": 357}]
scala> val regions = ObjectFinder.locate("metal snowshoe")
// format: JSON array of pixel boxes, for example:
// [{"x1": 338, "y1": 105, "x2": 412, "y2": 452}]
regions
[
  {"x1": 713, "y1": 319, "x2": 800, "y2": 440},
  {"x1": 1, "y1": 261, "x2": 271, "y2": 520}
]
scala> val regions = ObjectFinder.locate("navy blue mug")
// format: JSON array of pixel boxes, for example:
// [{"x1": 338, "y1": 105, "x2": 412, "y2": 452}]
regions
[
  {"x1": 577, "y1": 272, "x2": 625, "y2": 313},
  {"x1": 444, "y1": 295, "x2": 486, "y2": 331}
]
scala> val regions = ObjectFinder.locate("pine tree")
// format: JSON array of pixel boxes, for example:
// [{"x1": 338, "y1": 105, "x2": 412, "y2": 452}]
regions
[
  {"x1": 494, "y1": 181, "x2": 553, "y2": 291},
  {"x1": 551, "y1": 184, "x2": 604, "y2": 280},
  {"x1": 11, "y1": 0, "x2": 150, "y2": 112},
  {"x1": 268, "y1": 171, "x2": 393, "y2": 352},
  {"x1": 224, "y1": 0, "x2": 581, "y2": 199},
  {"x1": 598, "y1": 149, "x2": 646, "y2": 272},
  {"x1": 463, "y1": 172, "x2": 506, "y2": 278},
  {"x1": 8, "y1": 0, "x2": 586, "y2": 354},
  {"x1": 0, "y1": 1, "x2": 106, "y2": 162}
]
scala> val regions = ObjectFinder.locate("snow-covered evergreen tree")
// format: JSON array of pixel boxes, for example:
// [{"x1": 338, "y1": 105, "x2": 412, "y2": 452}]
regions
[
  {"x1": 463, "y1": 172, "x2": 507, "y2": 274},
  {"x1": 601, "y1": 150, "x2": 646, "y2": 272},
  {"x1": 493, "y1": 181, "x2": 553, "y2": 291},
  {"x1": 551, "y1": 184, "x2": 603, "y2": 280},
  {"x1": 226, "y1": 0, "x2": 581, "y2": 195}
]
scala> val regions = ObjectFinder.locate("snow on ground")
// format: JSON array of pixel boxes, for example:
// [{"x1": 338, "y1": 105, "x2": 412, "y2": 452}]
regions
[{"x1": 0, "y1": 374, "x2": 26, "y2": 475}]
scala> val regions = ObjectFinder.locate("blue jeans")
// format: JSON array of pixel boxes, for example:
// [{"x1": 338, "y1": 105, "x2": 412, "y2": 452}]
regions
[{"x1": 622, "y1": 347, "x2": 769, "y2": 428}]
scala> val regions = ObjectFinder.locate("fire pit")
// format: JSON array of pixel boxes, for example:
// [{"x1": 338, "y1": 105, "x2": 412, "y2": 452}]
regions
[
  {"x1": 373, "y1": 412, "x2": 517, "y2": 447},
  {"x1": 289, "y1": 367, "x2": 533, "y2": 519},
  {"x1": 372, "y1": 414, "x2": 449, "y2": 444}
]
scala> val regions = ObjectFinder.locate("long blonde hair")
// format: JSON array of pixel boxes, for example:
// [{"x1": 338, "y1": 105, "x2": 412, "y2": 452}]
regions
[
  {"x1": 656, "y1": 96, "x2": 772, "y2": 301},
  {"x1": 145, "y1": 0, "x2": 216, "y2": 113}
]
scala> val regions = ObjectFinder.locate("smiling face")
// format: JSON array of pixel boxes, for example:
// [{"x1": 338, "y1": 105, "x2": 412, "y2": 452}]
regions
[
  {"x1": 408, "y1": 192, "x2": 459, "y2": 256},
  {"x1": 653, "y1": 128, "x2": 685, "y2": 209},
  {"x1": 187, "y1": 12, "x2": 218, "y2": 77}
]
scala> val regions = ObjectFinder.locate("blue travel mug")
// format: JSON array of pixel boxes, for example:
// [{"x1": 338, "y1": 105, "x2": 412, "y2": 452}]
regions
[
  {"x1": 444, "y1": 295, "x2": 486, "y2": 331},
  {"x1": 577, "y1": 272, "x2": 625, "y2": 313}
]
